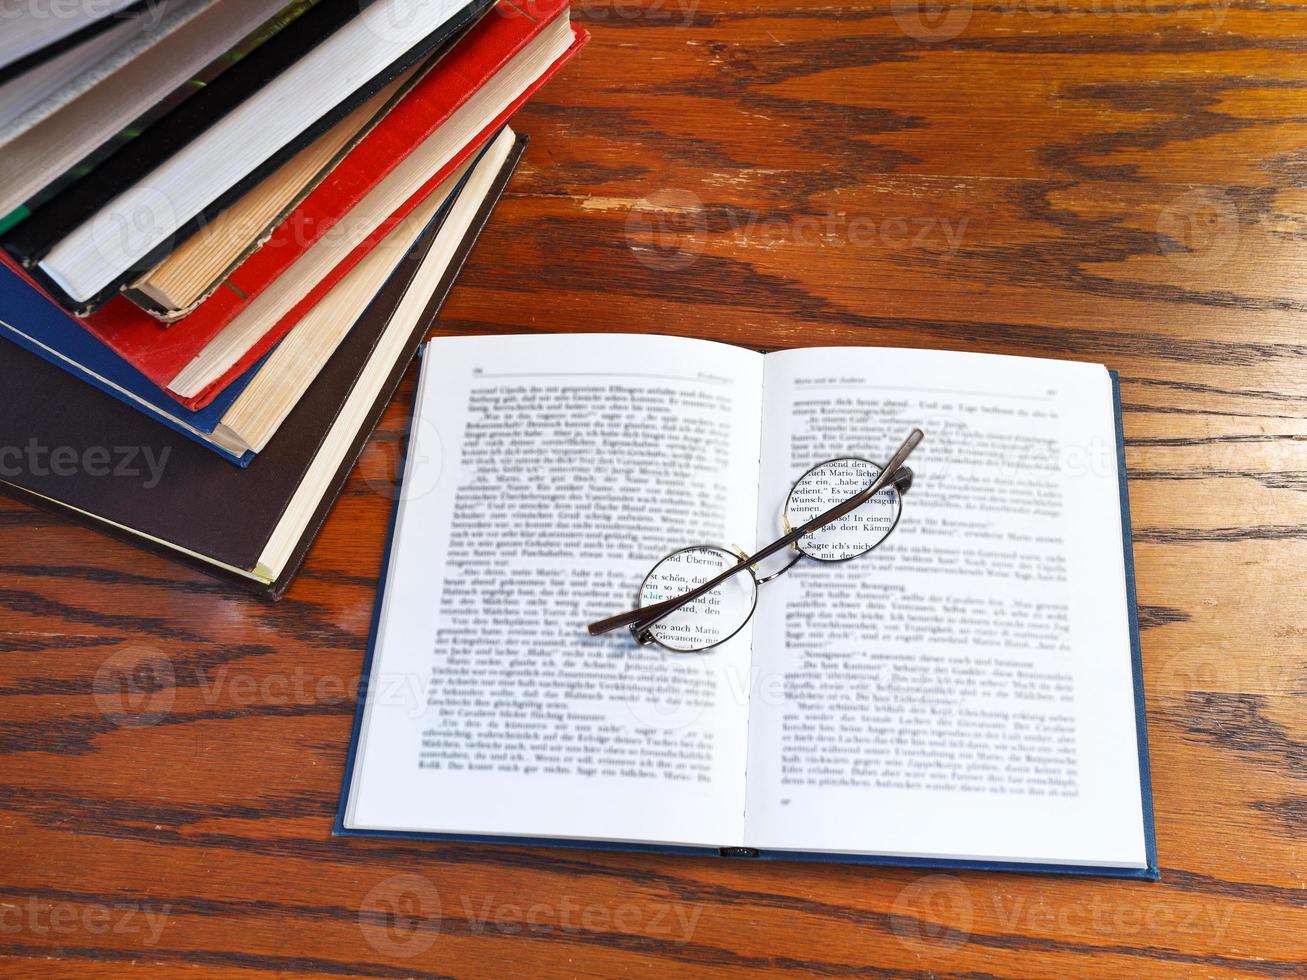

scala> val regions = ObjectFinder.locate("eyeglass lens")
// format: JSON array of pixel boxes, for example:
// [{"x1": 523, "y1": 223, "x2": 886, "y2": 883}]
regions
[
  {"x1": 636, "y1": 546, "x2": 758, "y2": 653},
  {"x1": 784, "y1": 457, "x2": 902, "y2": 561}
]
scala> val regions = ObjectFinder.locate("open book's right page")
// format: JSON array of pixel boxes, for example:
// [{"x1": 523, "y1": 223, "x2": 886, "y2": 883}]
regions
[{"x1": 743, "y1": 347, "x2": 1148, "y2": 869}]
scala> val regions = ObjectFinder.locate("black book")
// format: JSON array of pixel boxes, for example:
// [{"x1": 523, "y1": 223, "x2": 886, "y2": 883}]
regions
[
  {"x1": 3, "y1": 0, "x2": 492, "y2": 316},
  {"x1": 0, "y1": 130, "x2": 523, "y2": 598}
]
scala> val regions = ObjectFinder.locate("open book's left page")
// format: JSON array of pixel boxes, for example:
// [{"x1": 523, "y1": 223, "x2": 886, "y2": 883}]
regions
[{"x1": 344, "y1": 334, "x2": 765, "y2": 847}]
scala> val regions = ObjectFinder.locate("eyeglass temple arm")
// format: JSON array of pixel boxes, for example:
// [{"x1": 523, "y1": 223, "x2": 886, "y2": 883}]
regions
[{"x1": 587, "y1": 429, "x2": 924, "y2": 638}]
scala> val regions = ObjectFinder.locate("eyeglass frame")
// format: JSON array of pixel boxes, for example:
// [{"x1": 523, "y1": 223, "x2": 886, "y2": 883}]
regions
[
  {"x1": 587, "y1": 429, "x2": 924, "y2": 652},
  {"x1": 630, "y1": 462, "x2": 913, "y2": 650}
]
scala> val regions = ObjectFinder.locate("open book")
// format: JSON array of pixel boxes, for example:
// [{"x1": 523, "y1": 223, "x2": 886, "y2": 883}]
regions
[{"x1": 336, "y1": 334, "x2": 1157, "y2": 878}]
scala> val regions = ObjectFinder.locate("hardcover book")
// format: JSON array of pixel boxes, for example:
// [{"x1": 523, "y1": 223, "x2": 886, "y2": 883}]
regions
[
  {"x1": 123, "y1": 54, "x2": 435, "y2": 321},
  {"x1": 0, "y1": 3, "x2": 586, "y2": 410},
  {"x1": 337, "y1": 334, "x2": 1157, "y2": 878},
  {"x1": 0, "y1": 132, "x2": 525, "y2": 597},
  {"x1": 4, "y1": 0, "x2": 493, "y2": 312},
  {"x1": 0, "y1": 136, "x2": 486, "y2": 465}
]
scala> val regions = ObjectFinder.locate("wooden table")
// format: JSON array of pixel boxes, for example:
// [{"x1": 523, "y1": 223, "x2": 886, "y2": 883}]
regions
[{"x1": 2, "y1": 0, "x2": 1304, "y2": 975}]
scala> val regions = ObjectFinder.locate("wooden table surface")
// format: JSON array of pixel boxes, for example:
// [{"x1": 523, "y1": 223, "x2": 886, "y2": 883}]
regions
[{"x1": 2, "y1": 0, "x2": 1305, "y2": 975}]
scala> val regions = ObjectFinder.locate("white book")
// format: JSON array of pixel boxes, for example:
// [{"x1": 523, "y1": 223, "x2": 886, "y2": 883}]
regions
[{"x1": 338, "y1": 334, "x2": 1157, "y2": 877}]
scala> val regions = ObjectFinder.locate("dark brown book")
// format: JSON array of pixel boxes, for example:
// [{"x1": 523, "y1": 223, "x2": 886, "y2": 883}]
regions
[{"x1": 0, "y1": 132, "x2": 524, "y2": 598}]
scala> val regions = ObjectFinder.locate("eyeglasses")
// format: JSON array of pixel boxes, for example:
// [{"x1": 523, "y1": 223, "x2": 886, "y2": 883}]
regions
[{"x1": 588, "y1": 429, "x2": 923, "y2": 652}]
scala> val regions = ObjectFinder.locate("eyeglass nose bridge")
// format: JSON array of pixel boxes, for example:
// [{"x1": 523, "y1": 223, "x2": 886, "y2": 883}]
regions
[
  {"x1": 750, "y1": 524, "x2": 804, "y2": 585},
  {"x1": 728, "y1": 543, "x2": 799, "y2": 587}
]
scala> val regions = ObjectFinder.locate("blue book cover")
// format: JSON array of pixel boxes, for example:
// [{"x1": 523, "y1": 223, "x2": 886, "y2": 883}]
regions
[
  {"x1": 0, "y1": 262, "x2": 260, "y2": 466},
  {"x1": 333, "y1": 359, "x2": 1157, "y2": 880}
]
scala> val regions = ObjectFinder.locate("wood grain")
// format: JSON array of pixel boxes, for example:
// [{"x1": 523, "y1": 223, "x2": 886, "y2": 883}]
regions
[{"x1": 2, "y1": 0, "x2": 1305, "y2": 975}]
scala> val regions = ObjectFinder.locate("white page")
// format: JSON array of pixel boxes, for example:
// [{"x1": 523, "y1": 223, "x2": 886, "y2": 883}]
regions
[
  {"x1": 743, "y1": 347, "x2": 1146, "y2": 868},
  {"x1": 346, "y1": 334, "x2": 765, "y2": 847}
]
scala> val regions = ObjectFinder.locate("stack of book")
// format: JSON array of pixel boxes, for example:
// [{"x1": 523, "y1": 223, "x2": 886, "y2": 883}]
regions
[{"x1": 0, "y1": 0, "x2": 587, "y2": 596}]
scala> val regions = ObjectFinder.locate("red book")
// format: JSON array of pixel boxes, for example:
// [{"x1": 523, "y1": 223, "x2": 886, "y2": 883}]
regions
[{"x1": 1, "y1": 0, "x2": 586, "y2": 410}]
